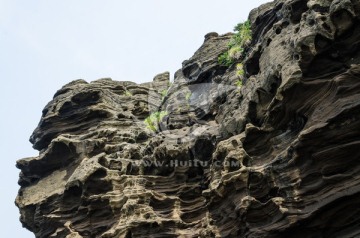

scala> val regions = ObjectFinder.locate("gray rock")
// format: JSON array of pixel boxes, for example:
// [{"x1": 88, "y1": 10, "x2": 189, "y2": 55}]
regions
[{"x1": 16, "y1": 0, "x2": 360, "y2": 237}]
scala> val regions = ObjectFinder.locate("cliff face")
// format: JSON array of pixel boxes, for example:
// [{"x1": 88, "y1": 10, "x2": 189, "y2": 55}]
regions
[{"x1": 16, "y1": 0, "x2": 360, "y2": 237}]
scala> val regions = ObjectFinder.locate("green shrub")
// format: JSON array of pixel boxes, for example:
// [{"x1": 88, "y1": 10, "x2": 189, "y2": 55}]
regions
[
  {"x1": 233, "y1": 20, "x2": 252, "y2": 46},
  {"x1": 218, "y1": 20, "x2": 252, "y2": 67},
  {"x1": 144, "y1": 111, "x2": 168, "y2": 132},
  {"x1": 218, "y1": 51, "x2": 233, "y2": 66}
]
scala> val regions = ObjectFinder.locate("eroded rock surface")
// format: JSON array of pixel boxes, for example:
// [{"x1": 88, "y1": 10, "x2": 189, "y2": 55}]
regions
[{"x1": 16, "y1": 0, "x2": 360, "y2": 237}]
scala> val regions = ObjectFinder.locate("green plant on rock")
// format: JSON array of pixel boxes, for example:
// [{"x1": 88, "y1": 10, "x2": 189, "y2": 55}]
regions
[
  {"x1": 236, "y1": 63, "x2": 244, "y2": 76},
  {"x1": 235, "y1": 63, "x2": 244, "y2": 88},
  {"x1": 233, "y1": 20, "x2": 252, "y2": 46},
  {"x1": 144, "y1": 111, "x2": 168, "y2": 132},
  {"x1": 218, "y1": 20, "x2": 252, "y2": 67},
  {"x1": 218, "y1": 51, "x2": 233, "y2": 67},
  {"x1": 185, "y1": 92, "x2": 192, "y2": 101},
  {"x1": 228, "y1": 46, "x2": 243, "y2": 59},
  {"x1": 125, "y1": 90, "x2": 132, "y2": 96},
  {"x1": 161, "y1": 89, "x2": 168, "y2": 100},
  {"x1": 235, "y1": 79, "x2": 243, "y2": 88}
]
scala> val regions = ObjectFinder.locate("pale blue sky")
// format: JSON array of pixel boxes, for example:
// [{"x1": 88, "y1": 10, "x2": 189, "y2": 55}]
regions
[{"x1": 0, "y1": 0, "x2": 269, "y2": 236}]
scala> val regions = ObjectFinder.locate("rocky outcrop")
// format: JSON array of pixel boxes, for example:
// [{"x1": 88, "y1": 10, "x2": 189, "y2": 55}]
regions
[{"x1": 16, "y1": 0, "x2": 360, "y2": 237}]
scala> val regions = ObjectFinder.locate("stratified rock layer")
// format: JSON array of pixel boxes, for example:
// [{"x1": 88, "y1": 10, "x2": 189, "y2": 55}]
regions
[{"x1": 16, "y1": 0, "x2": 360, "y2": 237}]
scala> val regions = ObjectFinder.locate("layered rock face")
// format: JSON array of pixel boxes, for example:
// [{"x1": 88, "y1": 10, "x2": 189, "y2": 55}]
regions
[{"x1": 16, "y1": 0, "x2": 360, "y2": 237}]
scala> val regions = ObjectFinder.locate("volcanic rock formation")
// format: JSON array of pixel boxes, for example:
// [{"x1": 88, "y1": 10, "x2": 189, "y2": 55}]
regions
[{"x1": 16, "y1": 0, "x2": 360, "y2": 237}]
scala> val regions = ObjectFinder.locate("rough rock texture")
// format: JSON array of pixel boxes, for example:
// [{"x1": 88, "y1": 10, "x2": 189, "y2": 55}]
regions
[{"x1": 16, "y1": 0, "x2": 360, "y2": 237}]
